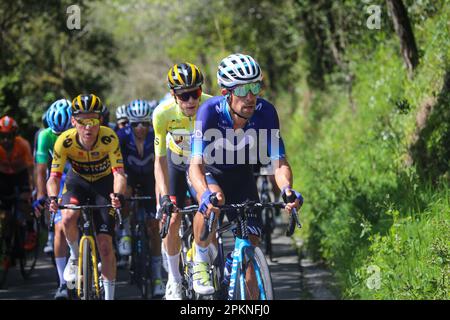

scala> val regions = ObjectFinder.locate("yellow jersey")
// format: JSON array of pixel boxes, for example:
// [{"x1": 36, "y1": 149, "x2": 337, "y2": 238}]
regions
[
  {"x1": 50, "y1": 126, "x2": 124, "y2": 182},
  {"x1": 152, "y1": 93, "x2": 212, "y2": 157}
]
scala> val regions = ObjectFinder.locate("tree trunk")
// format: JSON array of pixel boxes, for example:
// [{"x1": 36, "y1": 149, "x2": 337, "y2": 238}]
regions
[{"x1": 386, "y1": 0, "x2": 419, "y2": 77}]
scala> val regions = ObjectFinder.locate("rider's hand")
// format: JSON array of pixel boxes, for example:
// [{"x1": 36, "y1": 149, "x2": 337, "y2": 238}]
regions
[
  {"x1": 110, "y1": 193, "x2": 125, "y2": 209},
  {"x1": 47, "y1": 196, "x2": 59, "y2": 213},
  {"x1": 160, "y1": 195, "x2": 176, "y2": 221},
  {"x1": 32, "y1": 196, "x2": 47, "y2": 217},
  {"x1": 282, "y1": 187, "x2": 304, "y2": 213},
  {"x1": 199, "y1": 190, "x2": 222, "y2": 218}
]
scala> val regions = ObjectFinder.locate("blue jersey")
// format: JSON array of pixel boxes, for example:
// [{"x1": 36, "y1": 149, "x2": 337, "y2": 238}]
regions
[
  {"x1": 117, "y1": 126, "x2": 155, "y2": 176},
  {"x1": 191, "y1": 96, "x2": 286, "y2": 170}
]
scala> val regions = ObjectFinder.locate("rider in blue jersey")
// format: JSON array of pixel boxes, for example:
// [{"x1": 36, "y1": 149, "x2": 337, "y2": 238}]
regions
[
  {"x1": 188, "y1": 53, "x2": 303, "y2": 297},
  {"x1": 116, "y1": 99, "x2": 164, "y2": 297}
]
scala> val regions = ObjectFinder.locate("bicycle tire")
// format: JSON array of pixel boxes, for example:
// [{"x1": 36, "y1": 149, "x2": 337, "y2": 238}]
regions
[
  {"x1": 0, "y1": 212, "x2": 11, "y2": 288},
  {"x1": 20, "y1": 217, "x2": 40, "y2": 279},
  {"x1": 233, "y1": 247, "x2": 274, "y2": 300},
  {"x1": 81, "y1": 238, "x2": 93, "y2": 300}
]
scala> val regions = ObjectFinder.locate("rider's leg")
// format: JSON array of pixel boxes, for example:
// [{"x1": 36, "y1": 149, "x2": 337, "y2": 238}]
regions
[
  {"x1": 54, "y1": 217, "x2": 68, "y2": 286},
  {"x1": 96, "y1": 234, "x2": 116, "y2": 300},
  {"x1": 61, "y1": 209, "x2": 80, "y2": 259}
]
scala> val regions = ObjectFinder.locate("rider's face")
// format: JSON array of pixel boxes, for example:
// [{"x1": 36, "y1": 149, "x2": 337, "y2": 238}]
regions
[
  {"x1": 229, "y1": 88, "x2": 258, "y2": 119},
  {"x1": 173, "y1": 88, "x2": 202, "y2": 117},
  {"x1": 72, "y1": 113, "x2": 101, "y2": 145}
]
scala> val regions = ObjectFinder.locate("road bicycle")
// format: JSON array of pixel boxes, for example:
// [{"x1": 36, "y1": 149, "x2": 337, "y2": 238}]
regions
[
  {"x1": 202, "y1": 199, "x2": 301, "y2": 300},
  {"x1": 58, "y1": 203, "x2": 122, "y2": 300},
  {"x1": 0, "y1": 195, "x2": 40, "y2": 289},
  {"x1": 127, "y1": 187, "x2": 154, "y2": 299}
]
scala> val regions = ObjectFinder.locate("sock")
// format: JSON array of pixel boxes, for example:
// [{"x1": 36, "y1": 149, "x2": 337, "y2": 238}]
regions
[
  {"x1": 194, "y1": 243, "x2": 210, "y2": 264},
  {"x1": 208, "y1": 243, "x2": 218, "y2": 263},
  {"x1": 151, "y1": 256, "x2": 162, "y2": 280},
  {"x1": 103, "y1": 279, "x2": 116, "y2": 300},
  {"x1": 67, "y1": 240, "x2": 79, "y2": 260},
  {"x1": 55, "y1": 257, "x2": 67, "y2": 285},
  {"x1": 167, "y1": 252, "x2": 182, "y2": 283},
  {"x1": 48, "y1": 231, "x2": 55, "y2": 243}
]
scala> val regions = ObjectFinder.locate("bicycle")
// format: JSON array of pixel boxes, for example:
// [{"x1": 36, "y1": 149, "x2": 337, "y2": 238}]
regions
[
  {"x1": 0, "y1": 195, "x2": 41, "y2": 289},
  {"x1": 201, "y1": 199, "x2": 301, "y2": 300},
  {"x1": 127, "y1": 189, "x2": 154, "y2": 299},
  {"x1": 58, "y1": 203, "x2": 123, "y2": 300},
  {"x1": 254, "y1": 169, "x2": 277, "y2": 262}
]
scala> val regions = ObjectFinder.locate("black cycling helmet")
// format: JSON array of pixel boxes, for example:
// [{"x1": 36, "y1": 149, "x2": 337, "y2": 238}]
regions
[
  {"x1": 71, "y1": 94, "x2": 103, "y2": 115},
  {"x1": 167, "y1": 63, "x2": 204, "y2": 91}
]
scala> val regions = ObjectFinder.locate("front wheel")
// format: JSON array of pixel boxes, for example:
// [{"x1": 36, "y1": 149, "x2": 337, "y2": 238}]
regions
[
  {"x1": 233, "y1": 246, "x2": 274, "y2": 300},
  {"x1": 81, "y1": 238, "x2": 93, "y2": 300}
]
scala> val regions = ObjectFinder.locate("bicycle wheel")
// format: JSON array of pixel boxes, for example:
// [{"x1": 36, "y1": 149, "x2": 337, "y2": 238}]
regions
[
  {"x1": 81, "y1": 238, "x2": 93, "y2": 300},
  {"x1": 20, "y1": 217, "x2": 40, "y2": 279},
  {"x1": 233, "y1": 246, "x2": 274, "y2": 300},
  {"x1": 0, "y1": 210, "x2": 11, "y2": 288},
  {"x1": 139, "y1": 229, "x2": 150, "y2": 299}
]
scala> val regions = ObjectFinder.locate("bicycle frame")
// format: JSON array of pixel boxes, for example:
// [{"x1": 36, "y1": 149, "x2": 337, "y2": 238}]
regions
[{"x1": 77, "y1": 208, "x2": 101, "y2": 298}]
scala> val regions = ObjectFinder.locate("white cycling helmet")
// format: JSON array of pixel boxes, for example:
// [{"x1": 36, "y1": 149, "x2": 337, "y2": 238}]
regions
[
  {"x1": 217, "y1": 53, "x2": 263, "y2": 89},
  {"x1": 127, "y1": 99, "x2": 152, "y2": 122},
  {"x1": 115, "y1": 105, "x2": 128, "y2": 121}
]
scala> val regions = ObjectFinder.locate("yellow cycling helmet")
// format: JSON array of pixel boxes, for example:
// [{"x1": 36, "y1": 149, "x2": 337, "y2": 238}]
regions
[
  {"x1": 167, "y1": 63, "x2": 204, "y2": 91},
  {"x1": 72, "y1": 94, "x2": 103, "y2": 115}
]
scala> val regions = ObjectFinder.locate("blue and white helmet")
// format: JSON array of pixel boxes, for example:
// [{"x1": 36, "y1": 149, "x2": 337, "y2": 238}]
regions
[
  {"x1": 46, "y1": 99, "x2": 72, "y2": 134},
  {"x1": 127, "y1": 99, "x2": 152, "y2": 122},
  {"x1": 217, "y1": 53, "x2": 263, "y2": 89},
  {"x1": 115, "y1": 105, "x2": 128, "y2": 121}
]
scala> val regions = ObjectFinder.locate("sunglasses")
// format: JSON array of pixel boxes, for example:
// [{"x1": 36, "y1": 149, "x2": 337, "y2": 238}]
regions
[
  {"x1": 131, "y1": 121, "x2": 151, "y2": 128},
  {"x1": 117, "y1": 120, "x2": 129, "y2": 126},
  {"x1": 75, "y1": 118, "x2": 100, "y2": 127},
  {"x1": 231, "y1": 82, "x2": 262, "y2": 97},
  {"x1": 175, "y1": 88, "x2": 202, "y2": 102}
]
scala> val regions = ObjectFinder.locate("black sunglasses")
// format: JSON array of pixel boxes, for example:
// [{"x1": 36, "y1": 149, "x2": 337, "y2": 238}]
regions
[
  {"x1": 175, "y1": 88, "x2": 202, "y2": 102},
  {"x1": 131, "y1": 121, "x2": 151, "y2": 128}
]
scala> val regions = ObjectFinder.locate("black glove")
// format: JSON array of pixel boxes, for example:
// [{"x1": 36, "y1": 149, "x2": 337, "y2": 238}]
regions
[
  {"x1": 282, "y1": 187, "x2": 304, "y2": 206},
  {"x1": 160, "y1": 195, "x2": 174, "y2": 216}
]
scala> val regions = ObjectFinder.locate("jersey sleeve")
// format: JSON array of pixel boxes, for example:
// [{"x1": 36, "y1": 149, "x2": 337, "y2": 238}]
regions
[
  {"x1": 108, "y1": 130, "x2": 124, "y2": 173},
  {"x1": 152, "y1": 105, "x2": 168, "y2": 157},
  {"x1": 35, "y1": 130, "x2": 51, "y2": 164},
  {"x1": 191, "y1": 99, "x2": 217, "y2": 159},
  {"x1": 50, "y1": 134, "x2": 68, "y2": 178},
  {"x1": 264, "y1": 102, "x2": 286, "y2": 160},
  {"x1": 21, "y1": 138, "x2": 34, "y2": 168}
]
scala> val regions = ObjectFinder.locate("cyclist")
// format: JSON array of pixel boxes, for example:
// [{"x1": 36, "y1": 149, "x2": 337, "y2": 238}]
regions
[
  {"x1": 47, "y1": 94, "x2": 127, "y2": 300},
  {"x1": 153, "y1": 63, "x2": 212, "y2": 299},
  {"x1": 32, "y1": 99, "x2": 73, "y2": 299},
  {"x1": 117, "y1": 99, "x2": 164, "y2": 297},
  {"x1": 188, "y1": 53, "x2": 303, "y2": 297},
  {"x1": 115, "y1": 105, "x2": 129, "y2": 131},
  {"x1": 0, "y1": 116, "x2": 35, "y2": 250}
]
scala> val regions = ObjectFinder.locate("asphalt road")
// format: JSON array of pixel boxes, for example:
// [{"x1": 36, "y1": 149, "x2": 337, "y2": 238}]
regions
[{"x1": 0, "y1": 218, "x2": 333, "y2": 300}]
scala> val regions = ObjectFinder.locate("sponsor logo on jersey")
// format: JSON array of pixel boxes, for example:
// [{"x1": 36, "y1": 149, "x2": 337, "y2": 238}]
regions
[{"x1": 63, "y1": 138, "x2": 73, "y2": 148}]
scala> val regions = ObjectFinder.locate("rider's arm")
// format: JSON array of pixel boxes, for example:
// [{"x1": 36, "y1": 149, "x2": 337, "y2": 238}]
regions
[
  {"x1": 188, "y1": 156, "x2": 210, "y2": 204},
  {"x1": 36, "y1": 163, "x2": 48, "y2": 198},
  {"x1": 272, "y1": 158, "x2": 293, "y2": 192},
  {"x1": 46, "y1": 175, "x2": 61, "y2": 198},
  {"x1": 154, "y1": 155, "x2": 170, "y2": 196},
  {"x1": 152, "y1": 106, "x2": 170, "y2": 197},
  {"x1": 112, "y1": 168, "x2": 127, "y2": 194},
  {"x1": 108, "y1": 132, "x2": 126, "y2": 195},
  {"x1": 47, "y1": 132, "x2": 68, "y2": 198}
]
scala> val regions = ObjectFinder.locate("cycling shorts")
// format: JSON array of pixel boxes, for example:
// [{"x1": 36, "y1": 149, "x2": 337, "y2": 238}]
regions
[
  {"x1": 61, "y1": 171, "x2": 115, "y2": 236},
  {"x1": 187, "y1": 164, "x2": 262, "y2": 238},
  {"x1": 0, "y1": 169, "x2": 31, "y2": 203},
  {"x1": 167, "y1": 149, "x2": 191, "y2": 208}
]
